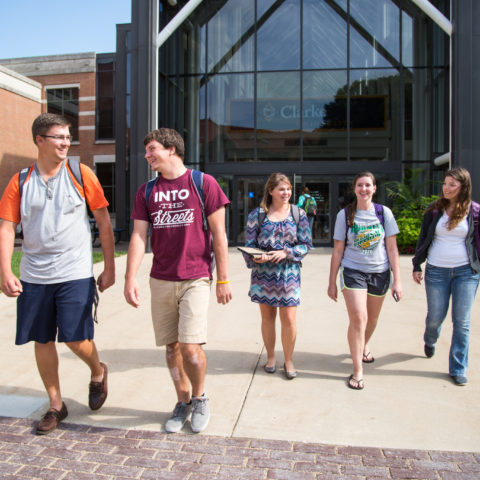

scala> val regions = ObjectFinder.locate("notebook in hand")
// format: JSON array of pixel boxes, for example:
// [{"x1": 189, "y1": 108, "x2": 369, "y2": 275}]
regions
[{"x1": 237, "y1": 246, "x2": 272, "y2": 257}]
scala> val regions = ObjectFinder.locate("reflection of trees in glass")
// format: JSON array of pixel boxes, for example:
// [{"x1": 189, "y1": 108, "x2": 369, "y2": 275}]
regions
[
  {"x1": 318, "y1": 75, "x2": 397, "y2": 130},
  {"x1": 322, "y1": 97, "x2": 346, "y2": 129}
]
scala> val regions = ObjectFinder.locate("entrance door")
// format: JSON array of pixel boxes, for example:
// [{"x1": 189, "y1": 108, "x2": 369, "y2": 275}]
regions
[
  {"x1": 235, "y1": 177, "x2": 267, "y2": 244},
  {"x1": 294, "y1": 176, "x2": 331, "y2": 245}
]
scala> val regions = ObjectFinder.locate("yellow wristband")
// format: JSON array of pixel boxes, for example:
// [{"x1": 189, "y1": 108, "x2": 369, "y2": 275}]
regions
[{"x1": 216, "y1": 280, "x2": 230, "y2": 284}]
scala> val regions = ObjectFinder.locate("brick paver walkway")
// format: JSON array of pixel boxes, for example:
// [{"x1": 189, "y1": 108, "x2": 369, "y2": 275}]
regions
[{"x1": 0, "y1": 417, "x2": 479, "y2": 479}]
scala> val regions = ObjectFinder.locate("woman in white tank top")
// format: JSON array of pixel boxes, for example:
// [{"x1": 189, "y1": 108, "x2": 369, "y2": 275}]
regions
[{"x1": 412, "y1": 167, "x2": 480, "y2": 386}]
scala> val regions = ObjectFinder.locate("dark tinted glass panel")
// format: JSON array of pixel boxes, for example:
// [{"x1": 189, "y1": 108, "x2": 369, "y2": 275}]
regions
[
  {"x1": 207, "y1": 73, "x2": 254, "y2": 163},
  {"x1": 403, "y1": 68, "x2": 429, "y2": 163},
  {"x1": 257, "y1": 72, "x2": 300, "y2": 161},
  {"x1": 349, "y1": 69, "x2": 400, "y2": 161},
  {"x1": 402, "y1": 10, "x2": 413, "y2": 67},
  {"x1": 237, "y1": 177, "x2": 265, "y2": 243},
  {"x1": 214, "y1": 175, "x2": 232, "y2": 239},
  {"x1": 207, "y1": 0, "x2": 254, "y2": 73},
  {"x1": 349, "y1": 0, "x2": 400, "y2": 68},
  {"x1": 46, "y1": 88, "x2": 79, "y2": 141},
  {"x1": 96, "y1": 56, "x2": 115, "y2": 140},
  {"x1": 257, "y1": 0, "x2": 300, "y2": 71},
  {"x1": 303, "y1": 0, "x2": 347, "y2": 69},
  {"x1": 432, "y1": 67, "x2": 448, "y2": 156},
  {"x1": 95, "y1": 163, "x2": 114, "y2": 213},
  {"x1": 303, "y1": 71, "x2": 348, "y2": 161}
]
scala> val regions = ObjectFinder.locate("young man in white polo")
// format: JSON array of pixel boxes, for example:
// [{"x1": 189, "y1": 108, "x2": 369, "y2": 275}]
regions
[
  {"x1": 124, "y1": 128, "x2": 232, "y2": 433},
  {"x1": 0, "y1": 113, "x2": 115, "y2": 434}
]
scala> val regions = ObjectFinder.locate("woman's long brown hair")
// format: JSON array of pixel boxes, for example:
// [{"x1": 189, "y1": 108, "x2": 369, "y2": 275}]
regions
[
  {"x1": 427, "y1": 167, "x2": 472, "y2": 230},
  {"x1": 260, "y1": 173, "x2": 292, "y2": 213},
  {"x1": 346, "y1": 171, "x2": 377, "y2": 227}
]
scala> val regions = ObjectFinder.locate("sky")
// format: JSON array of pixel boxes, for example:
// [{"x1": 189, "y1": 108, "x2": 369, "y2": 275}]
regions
[{"x1": 0, "y1": 0, "x2": 131, "y2": 59}]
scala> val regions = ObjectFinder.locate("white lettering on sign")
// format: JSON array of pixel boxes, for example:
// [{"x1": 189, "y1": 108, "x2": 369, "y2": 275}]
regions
[{"x1": 280, "y1": 104, "x2": 324, "y2": 119}]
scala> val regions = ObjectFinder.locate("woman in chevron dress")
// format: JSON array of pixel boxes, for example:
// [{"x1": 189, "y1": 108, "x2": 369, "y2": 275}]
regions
[{"x1": 243, "y1": 173, "x2": 311, "y2": 379}]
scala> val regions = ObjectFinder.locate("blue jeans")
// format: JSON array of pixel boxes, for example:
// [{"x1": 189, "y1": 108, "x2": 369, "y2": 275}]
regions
[
  {"x1": 307, "y1": 215, "x2": 314, "y2": 233},
  {"x1": 424, "y1": 263, "x2": 479, "y2": 376}
]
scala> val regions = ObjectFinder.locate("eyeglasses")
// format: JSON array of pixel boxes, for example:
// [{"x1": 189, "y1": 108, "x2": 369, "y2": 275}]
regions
[{"x1": 40, "y1": 134, "x2": 73, "y2": 142}]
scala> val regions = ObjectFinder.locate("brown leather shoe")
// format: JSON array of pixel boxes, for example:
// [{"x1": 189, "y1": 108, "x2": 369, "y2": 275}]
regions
[
  {"x1": 89, "y1": 362, "x2": 108, "y2": 410},
  {"x1": 36, "y1": 402, "x2": 68, "y2": 435}
]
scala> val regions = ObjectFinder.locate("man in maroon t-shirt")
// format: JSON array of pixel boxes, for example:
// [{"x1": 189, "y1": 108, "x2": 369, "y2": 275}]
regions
[{"x1": 124, "y1": 128, "x2": 232, "y2": 433}]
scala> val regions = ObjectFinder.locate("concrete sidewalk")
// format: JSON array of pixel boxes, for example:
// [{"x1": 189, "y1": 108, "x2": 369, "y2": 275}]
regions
[{"x1": 0, "y1": 249, "x2": 479, "y2": 454}]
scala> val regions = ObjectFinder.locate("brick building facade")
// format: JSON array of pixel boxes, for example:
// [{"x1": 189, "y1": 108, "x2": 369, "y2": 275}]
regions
[
  {"x1": 0, "y1": 65, "x2": 42, "y2": 195},
  {"x1": 0, "y1": 53, "x2": 117, "y2": 217}
]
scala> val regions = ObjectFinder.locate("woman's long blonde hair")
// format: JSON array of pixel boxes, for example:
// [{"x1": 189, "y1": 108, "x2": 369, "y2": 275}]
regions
[
  {"x1": 428, "y1": 167, "x2": 472, "y2": 230},
  {"x1": 260, "y1": 173, "x2": 292, "y2": 213}
]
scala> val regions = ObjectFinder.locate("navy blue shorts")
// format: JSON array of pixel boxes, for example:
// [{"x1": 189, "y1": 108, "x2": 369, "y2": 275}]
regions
[
  {"x1": 340, "y1": 267, "x2": 391, "y2": 297},
  {"x1": 16, "y1": 277, "x2": 96, "y2": 345}
]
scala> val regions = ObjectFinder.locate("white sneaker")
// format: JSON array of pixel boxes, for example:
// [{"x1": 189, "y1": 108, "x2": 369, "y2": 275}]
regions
[
  {"x1": 164, "y1": 401, "x2": 191, "y2": 433},
  {"x1": 190, "y1": 395, "x2": 210, "y2": 433}
]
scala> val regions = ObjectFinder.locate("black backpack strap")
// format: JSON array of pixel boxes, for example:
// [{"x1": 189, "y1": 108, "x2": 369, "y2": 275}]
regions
[
  {"x1": 191, "y1": 169, "x2": 208, "y2": 231},
  {"x1": 66, "y1": 159, "x2": 92, "y2": 212},
  {"x1": 291, "y1": 204, "x2": 300, "y2": 226},
  {"x1": 258, "y1": 208, "x2": 266, "y2": 228},
  {"x1": 66, "y1": 158, "x2": 83, "y2": 189},
  {"x1": 18, "y1": 167, "x2": 31, "y2": 197}
]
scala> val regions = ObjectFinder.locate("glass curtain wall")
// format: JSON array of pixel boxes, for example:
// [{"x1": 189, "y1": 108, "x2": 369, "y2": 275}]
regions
[{"x1": 158, "y1": 0, "x2": 450, "y2": 190}]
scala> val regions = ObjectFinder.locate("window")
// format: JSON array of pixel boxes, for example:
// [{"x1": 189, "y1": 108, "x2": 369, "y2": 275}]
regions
[
  {"x1": 46, "y1": 88, "x2": 79, "y2": 141},
  {"x1": 96, "y1": 54, "x2": 116, "y2": 140},
  {"x1": 95, "y1": 163, "x2": 115, "y2": 213}
]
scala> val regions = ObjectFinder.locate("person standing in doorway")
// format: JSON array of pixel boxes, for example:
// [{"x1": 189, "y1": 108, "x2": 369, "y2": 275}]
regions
[
  {"x1": 297, "y1": 186, "x2": 317, "y2": 236},
  {"x1": 327, "y1": 172, "x2": 402, "y2": 390},
  {"x1": 412, "y1": 167, "x2": 480, "y2": 386},
  {"x1": 124, "y1": 128, "x2": 232, "y2": 434},
  {"x1": 0, "y1": 113, "x2": 115, "y2": 434}
]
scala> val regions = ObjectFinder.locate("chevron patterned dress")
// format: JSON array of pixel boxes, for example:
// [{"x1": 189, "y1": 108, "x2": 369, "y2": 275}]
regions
[{"x1": 243, "y1": 207, "x2": 312, "y2": 307}]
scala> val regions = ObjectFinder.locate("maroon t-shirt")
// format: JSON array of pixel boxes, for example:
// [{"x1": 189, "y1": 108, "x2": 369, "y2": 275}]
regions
[{"x1": 131, "y1": 170, "x2": 230, "y2": 281}]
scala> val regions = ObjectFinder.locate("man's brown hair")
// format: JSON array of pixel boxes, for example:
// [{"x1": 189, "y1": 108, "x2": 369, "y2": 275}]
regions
[
  {"x1": 143, "y1": 128, "x2": 185, "y2": 160},
  {"x1": 32, "y1": 113, "x2": 71, "y2": 145}
]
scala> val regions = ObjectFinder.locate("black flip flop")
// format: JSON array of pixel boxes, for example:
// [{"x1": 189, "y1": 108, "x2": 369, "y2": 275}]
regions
[
  {"x1": 362, "y1": 352, "x2": 375, "y2": 363},
  {"x1": 348, "y1": 374, "x2": 364, "y2": 390}
]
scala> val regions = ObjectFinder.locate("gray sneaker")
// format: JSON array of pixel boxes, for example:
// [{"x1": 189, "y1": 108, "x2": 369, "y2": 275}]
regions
[
  {"x1": 190, "y1": 395, "x2": 210, "y2": 433},
  {"x1": 164, "y1": 401, "x2": 191, "y2": 433}
]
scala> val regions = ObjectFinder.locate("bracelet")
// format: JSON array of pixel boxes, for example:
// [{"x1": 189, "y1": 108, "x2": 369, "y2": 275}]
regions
[{"x1": 216, "y1": 280, "x2": 230, "y2": 284}]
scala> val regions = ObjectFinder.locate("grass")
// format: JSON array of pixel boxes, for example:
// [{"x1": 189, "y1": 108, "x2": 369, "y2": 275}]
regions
[{"x1": 10, "y1": 250, "x2": 126, "y2": 279}]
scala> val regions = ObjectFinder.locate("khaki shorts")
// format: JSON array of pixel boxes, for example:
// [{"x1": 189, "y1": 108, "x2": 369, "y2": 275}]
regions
[{"x1": 150, "y1": 277, "x2": 211, "y2": 346}]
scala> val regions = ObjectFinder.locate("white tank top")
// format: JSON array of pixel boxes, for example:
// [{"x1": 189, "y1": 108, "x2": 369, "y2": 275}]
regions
[{"x1": 427, "y1": 212, "x2": 469, "y2": 268}]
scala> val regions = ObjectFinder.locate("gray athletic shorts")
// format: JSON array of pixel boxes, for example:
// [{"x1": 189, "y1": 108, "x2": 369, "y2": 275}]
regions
[{"x1": 340, "y1": 266, "x2": 391, "y2": 297}]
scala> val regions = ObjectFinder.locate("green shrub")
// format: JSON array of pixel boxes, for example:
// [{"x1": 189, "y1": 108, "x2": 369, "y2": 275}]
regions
[
  {"x1": 395, "y1": 214, "x2": 422, "y2": 248},
  {"x1": 392, "y1": 197, "x2": 438, "y2": 253}
]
